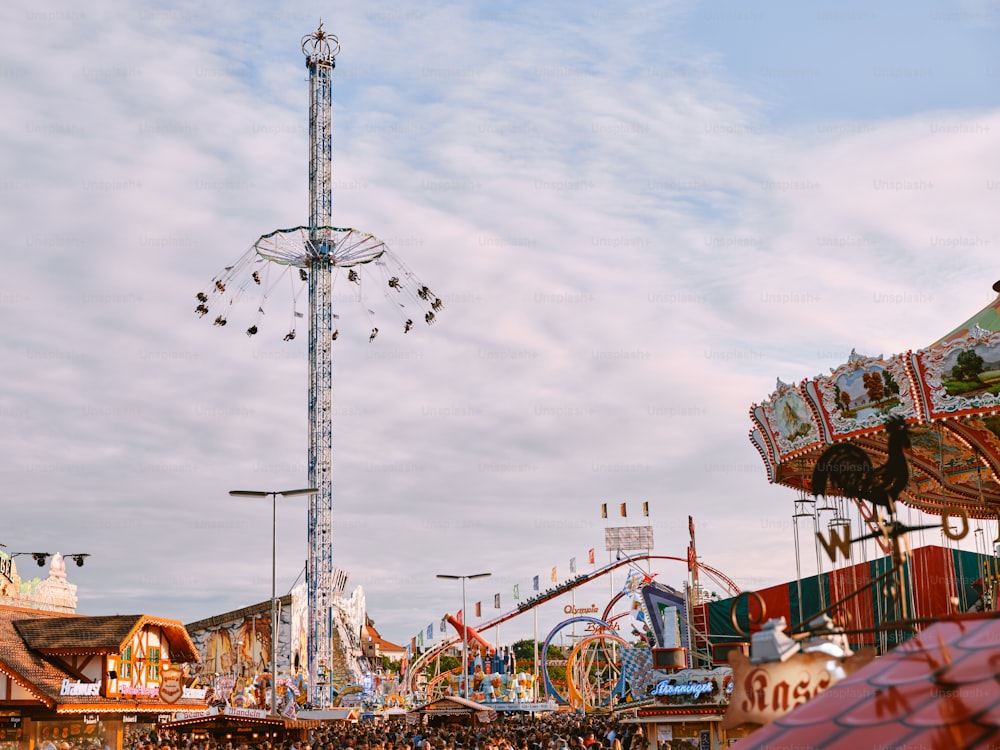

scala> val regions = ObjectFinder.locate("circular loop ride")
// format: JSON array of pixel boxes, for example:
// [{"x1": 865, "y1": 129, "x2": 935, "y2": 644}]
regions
[
  {"x1": 403, "y1": 553, "x2": 740, "y2": 702},
  {"x1": 540, "y1": 616, "x2": 628, "y2": 710},
  {"x1": 750, "y1": 281, "x2": 1000, "y2": 520}
]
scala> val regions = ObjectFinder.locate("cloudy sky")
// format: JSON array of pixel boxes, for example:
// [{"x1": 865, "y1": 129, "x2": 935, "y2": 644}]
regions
[{"x1": 1, "y1": 0, "x2": 998, "y2": 648}]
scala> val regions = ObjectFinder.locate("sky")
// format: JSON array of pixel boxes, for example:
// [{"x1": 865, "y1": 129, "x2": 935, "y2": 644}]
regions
[{"x1": 1, "y1": 0, "x2": 999, "y2": 649}]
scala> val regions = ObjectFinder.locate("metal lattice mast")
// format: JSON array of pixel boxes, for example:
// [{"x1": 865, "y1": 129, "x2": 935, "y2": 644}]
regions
[
  {"x1": 302, "y1": 22, "x2": 339, "y2": 706},
  {"x1": 198, "y1": 22, "x2": 443, "y2": 711}
]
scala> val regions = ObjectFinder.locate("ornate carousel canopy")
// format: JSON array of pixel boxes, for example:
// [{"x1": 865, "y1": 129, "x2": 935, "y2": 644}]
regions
[{"x1": 750, "y1": 280, "x2": 1000, "y2": 518}]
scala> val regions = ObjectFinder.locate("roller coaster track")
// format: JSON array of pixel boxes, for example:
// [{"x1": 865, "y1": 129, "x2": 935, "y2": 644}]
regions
[{"x1": 404, "y1": 553, "x2": 739, "y2": 695}]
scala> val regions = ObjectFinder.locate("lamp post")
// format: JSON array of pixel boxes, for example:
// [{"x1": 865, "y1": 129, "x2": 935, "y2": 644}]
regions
[
  {"x1": 437, "y1": 572, "x2": 491, "y2": 700},
  {"x1": 230, "y1": 488, "x2": 317, "y2": 715}
]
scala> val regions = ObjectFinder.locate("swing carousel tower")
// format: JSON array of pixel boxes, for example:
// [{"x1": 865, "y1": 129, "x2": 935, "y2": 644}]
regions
[
  {"x1": 303, "y1": 21, "x2": 338, "y2": 709},
  {"x1": 197, "y1": 22, "x2": 443, "y2": 706}
]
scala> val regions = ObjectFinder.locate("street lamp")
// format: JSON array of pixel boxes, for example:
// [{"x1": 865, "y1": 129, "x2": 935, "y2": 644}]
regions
[
  {"x1": 437, "y1": 572, "x2": 491, "y2": 700},
  {"x1": 10, "y1": 552, "x2": 89, "y2": 567},
  {"x1": 230, "y1": 487, "x2": 317, "y2": 715}
]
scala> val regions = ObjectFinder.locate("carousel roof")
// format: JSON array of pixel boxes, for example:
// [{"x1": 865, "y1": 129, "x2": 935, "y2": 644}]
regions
[{"x1": 750, "y1": 280, "x2": 1000, "y2": 518}]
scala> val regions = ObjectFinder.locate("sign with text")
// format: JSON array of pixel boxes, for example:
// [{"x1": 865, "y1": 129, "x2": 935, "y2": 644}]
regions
[
  {"x1": 605, "y1": 526, "x2": 653, "y2": 552},
  {"x1": 723, "y1": 648, "x2": 875, "y2": 729}
]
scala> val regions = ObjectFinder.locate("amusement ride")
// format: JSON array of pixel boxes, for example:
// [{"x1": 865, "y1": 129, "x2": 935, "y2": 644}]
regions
[{"x1": 195, "y1": 22, "x2": 442, "y2": 706}]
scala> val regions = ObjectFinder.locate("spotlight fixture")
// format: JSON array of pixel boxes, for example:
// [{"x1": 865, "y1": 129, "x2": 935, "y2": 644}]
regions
[{"x1": 67, "y1": 554, "x2": 90, "y2": 567}]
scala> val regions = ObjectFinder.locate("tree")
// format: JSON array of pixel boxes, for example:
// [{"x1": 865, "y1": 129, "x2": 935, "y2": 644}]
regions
[
  {"x1": 382, "y1": 656, "x2": 403, "y2": 675},
  {"x1": 863, "y1": 371, "x2": 884, "y2": 403},
  {"x1": 952, "y1": 349, "x2": 986, "y2": 382},
  {"x1": 882, "y1": 369, "x2": 901, "y2": 396}
]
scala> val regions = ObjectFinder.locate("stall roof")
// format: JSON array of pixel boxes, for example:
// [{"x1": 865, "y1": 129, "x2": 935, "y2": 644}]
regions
[
  {"x1": 408, "y1": 695, "x2": 497, "y2": 716},
  {"x1": 732, "y1": 611, "x2": 1000, "y2": 748},
  {"x1": 163, "y1": 708, "x2": 320, "y2": 731}
]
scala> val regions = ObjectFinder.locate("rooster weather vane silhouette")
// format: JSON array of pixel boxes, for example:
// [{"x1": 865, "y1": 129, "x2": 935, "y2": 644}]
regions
[{"x1": 810, "y1": 413, "x2": 936, "y2": 622}]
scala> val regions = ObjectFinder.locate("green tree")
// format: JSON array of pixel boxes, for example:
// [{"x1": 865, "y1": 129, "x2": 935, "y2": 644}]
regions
[
  {"x1": 882, "y1": 369, "x2": 901, "y2": 396},
  {"x1": 953, "y1": 349, "x2": 986, "y2": 382},
  {"x1": 382, "y1": 656, "x2": 403, "y2": 675},
  {"x1": 511, "y1": 639, "x2": 567, "y2": 689}
]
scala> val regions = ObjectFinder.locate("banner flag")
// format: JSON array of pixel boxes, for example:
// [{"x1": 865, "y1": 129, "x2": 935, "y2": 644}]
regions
[
  {"x1": 601, "y1": 503, "x2": 607, "y2": 518},
  {"x1": 426, "y1": 623, "x2": 433, "y2": 641},
  {"x1": 620, "y1": 502, "x2": 627, "y2": 517},
  {"x1": 588, "y1": 548, "x2": 595, "y2": 565},
  {"x1": 570, "y1": 557, "x2": 576, "y2": 574},
  {"x1": 475, "y1": 601, "x2": 481, "y2": 617},
  {"x1": 514, "y1": 584, "x2": 520, "y2": 600},
  {"x1": 533, "y1": 575, "x2": 539, "y2": 591},
  {"x1": 643, "y1": 501, "x2": 649, "y2": 517},
  {"x1": 494, "y1": 593, "x2": 501, "y2": 608},
  {"x1": 551, "y1": 566, "x2": 557, "y2": 582}
]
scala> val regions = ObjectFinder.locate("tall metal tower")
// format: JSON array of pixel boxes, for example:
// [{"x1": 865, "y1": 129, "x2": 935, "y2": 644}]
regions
[
  {"x1": 197, "y1": 22, "x2": 442, "y2": 707},
  {"x1": 302, "y1": 21, "x2": 337, "y2": 709}
]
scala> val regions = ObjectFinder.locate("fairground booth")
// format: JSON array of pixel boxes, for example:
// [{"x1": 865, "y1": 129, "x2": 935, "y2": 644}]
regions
[
  {"x1": 161, "y1": 708, "x2": 319, "y2": 745},
  {"x1": 0, "y1": 552, "x2": 209, "y2": 750},
  {"x1": 405, "y1": 696, "x2": 497, "y2": 730}
]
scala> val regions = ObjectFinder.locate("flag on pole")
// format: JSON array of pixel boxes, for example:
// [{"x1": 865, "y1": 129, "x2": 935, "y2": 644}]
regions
[
  {"x1": 457, "y1": 609, "x2": 463, "y2": 623},
  {"x1": 417, "y1": 629, "x2": 424, "y2": 648},
  {"x1": 440, "y1": 618, "x2": 447, "y2": 632},
  {"x1": 514, "y1": 584, "x2": 520, "y2": 600},
  {"x1": 494, "y1": 593, "x2": 501, "y2": 608},
  {"x1": 410, "y1": 637, "x2": 417, "y2": 654},
  {"x1": 533, "y1": 575, "x2": 539, "y2": 591},
  {"x1": 620, "y1": 502, "x2": 627, "y2": 517},
  {"x1": 601, "y1": 503, "x2": 607, "y2": 518},
  {"x1": 643, "y1": 501, "x2": 649, "y2": 516},
  {"x1": 426, "y1": 623, "x2": 433, "y2": 641},
  {"x1": 570, "y1": 557, "x2": 576, "y2": 574},
  {"x1": 551, "y1": 566, "x2": 557, "y2": 583},
  {"x1": 588, "y1": 548, "x2": 595, "y2": 565},
  {"x1": 475, "y1": 601, "x2": 481, "y2": 618}
]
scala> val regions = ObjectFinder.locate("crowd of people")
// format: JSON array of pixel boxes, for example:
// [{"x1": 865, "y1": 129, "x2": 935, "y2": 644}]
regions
[{"x1": 124, "y1": 714, "x2": 683, "y2": 750}]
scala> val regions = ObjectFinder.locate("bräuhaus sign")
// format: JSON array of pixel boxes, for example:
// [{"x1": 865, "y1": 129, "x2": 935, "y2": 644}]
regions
[{"x1": 60, "y1": 680, "x2": 101, "y2": 696}]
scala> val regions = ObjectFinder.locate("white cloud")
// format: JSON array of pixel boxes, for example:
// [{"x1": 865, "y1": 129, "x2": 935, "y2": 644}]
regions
[{"x1": 0, "y1": 0, "x2": 996, "y2": 649}]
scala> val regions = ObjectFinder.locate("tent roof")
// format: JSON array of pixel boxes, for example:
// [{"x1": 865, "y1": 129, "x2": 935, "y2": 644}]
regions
[
  {"x1": 408, "y1": 695, "x2": 495, "y2": 715},
  {"x1": 732, "y1": 611, "x2": 1000, "y2": 748}
]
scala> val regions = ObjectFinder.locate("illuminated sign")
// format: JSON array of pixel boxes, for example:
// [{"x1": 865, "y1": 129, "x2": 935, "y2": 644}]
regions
[
  {"x1": 651, "y1": 680, "x2": 714, "y2": 698},
  {"x1": 60, "y1": 680, "x2": 100, "y2": 696},
  {"x1": 650, "y1": 668, "x2": 733, "y2": 707},
  {"x1": 119, "y1": 685, "x2": 160, "y2": 698}
]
